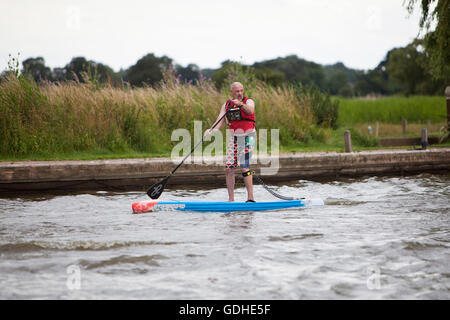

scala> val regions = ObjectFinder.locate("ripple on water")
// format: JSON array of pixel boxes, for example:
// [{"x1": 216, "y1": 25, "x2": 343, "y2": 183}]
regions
[
  {"x1": 0, "y1": 173, "x2": 449, "y2": 299},
  {"x1": 78, "y1": 254, "x2": 168, "y2": 270},
  {"x1": 268, "y1": 234, "x2": 323, "y2": 241},
  {"x1": 0, "y1": 240, "x2": 178, "y2": 253}
]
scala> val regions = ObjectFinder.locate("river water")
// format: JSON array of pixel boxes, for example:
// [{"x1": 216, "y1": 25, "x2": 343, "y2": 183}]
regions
[{"x1": 0, "y1": 173, "x2": 449, "y2": 299}]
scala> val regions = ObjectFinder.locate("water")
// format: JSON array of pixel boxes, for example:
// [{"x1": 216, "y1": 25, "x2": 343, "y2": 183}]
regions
[{"x1": 0, "y1": 173, "x2": 449, "y2": 299}]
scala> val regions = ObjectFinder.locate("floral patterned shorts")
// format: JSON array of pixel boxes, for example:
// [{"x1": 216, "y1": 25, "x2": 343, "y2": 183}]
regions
[{"x1": 225, "y1": 132, "x2": 256, "y2": 169}]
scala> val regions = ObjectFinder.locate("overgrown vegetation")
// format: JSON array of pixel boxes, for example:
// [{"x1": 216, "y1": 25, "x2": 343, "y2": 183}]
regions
[
  {"x1": 0, "y1": 66, "x2": 340, "y2": 159},
  {"x1": 406, "y1": 0, "x2": 450, "y2": 84},
  {"x1": 2, "y1": 52, "x2": 448, "y2": 161},
  {"x1": 348, "y1": 128, "x2": 380, "y2": 148}
]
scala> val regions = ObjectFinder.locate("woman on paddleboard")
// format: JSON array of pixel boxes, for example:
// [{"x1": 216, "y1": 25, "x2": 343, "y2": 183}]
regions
[{"x1": 206, "y1": 82, "x2": 256, "y2": 202}]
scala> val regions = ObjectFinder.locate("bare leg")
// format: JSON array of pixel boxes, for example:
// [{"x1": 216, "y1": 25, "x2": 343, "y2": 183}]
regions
[
  {"x1": 241, "y1": 168, "x2": 254, "y2": 201},
  {"x1": 226, "y1": 168, "x2": 235, "y2": 202}
]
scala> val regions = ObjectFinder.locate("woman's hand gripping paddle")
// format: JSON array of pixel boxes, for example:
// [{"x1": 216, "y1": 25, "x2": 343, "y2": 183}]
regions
[{"x1": 146, "y1": 111, "x2": 228, "y2": 199}]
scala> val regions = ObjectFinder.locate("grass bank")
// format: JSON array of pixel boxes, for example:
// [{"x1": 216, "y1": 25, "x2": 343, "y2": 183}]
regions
[{"x1": 337, "y1": 96, "x2": 446, "y2": 125}]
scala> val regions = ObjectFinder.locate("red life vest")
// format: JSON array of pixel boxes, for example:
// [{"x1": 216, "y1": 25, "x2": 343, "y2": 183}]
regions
[{"x1": 225, "y1": 97, "x2": 255, "y2": 133}]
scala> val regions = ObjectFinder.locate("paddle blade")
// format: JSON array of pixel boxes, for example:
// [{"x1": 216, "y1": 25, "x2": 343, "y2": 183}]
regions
[{"x1": 146, "y1": 176, "x2": 170, "y2": 199}]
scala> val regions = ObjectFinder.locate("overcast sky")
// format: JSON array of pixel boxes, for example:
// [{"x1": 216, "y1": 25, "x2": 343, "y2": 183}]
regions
[{"x1": 1, "y1": 0, "x2": 424, "y2": 72}]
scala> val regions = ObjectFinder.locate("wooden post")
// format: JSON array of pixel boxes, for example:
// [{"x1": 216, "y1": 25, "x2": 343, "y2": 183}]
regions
[
  {"x1": 375, "y1": 121, "x2": 379, "y2": 137},
  {"x1": 446, "y1": 86, "x2": 450, "y2": 127},
  {"x1": 402, "y1": 119, "x2": 407, "y2": 135},
  {"x1": 344, "y1": 130, "x2": 352, "y2": 153},
  {"x1": 421, "y1": 128, "x2": 428, "y2": 149}
]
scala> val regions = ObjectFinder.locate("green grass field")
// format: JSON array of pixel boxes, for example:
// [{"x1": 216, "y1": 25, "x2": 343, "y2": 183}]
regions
[{"x1": 336, "y1": 96, "x2": 446, "y2": 125}]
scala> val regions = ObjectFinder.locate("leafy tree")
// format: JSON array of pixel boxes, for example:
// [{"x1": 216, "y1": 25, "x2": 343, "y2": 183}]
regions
[
  {"x1": 323, "y1": 62, "x2": 359, "y2": 84},
  {"x1": 337, "y1": 84, "x2": 354, "y2": 97},
  {"x1": 322, "y1": 62, "x2": 358, "y2": 96},
  {"x1": 126, "y1": 53, "x2": 172, "y2": 87},
  {"x1": 326, "y1": 71, "x2": 349, "y2": 95},
  {"x1": 63, "y1": 57, "x2": 119, "y2": 84},
  {"x1": 353, "y1": 48, "x2": 405, "y2": 96},
  {"x1": 252, "y1": 55, "x2": 326, "y2": 89},
  {"x1": 175, "y1": 63, "x2": 200, "y2": 83},
  {"x1": 353, "y1": 70, "x2": 387, "y2": 96},
  {"x1": 387, "y1": 39, "x2": 445, "y2": 95},
  {"x1": 64, "y1": 57, "x2": 90, "y2": 82},
  {"x1": 93, "y1": 62, "x2": 120, "y2": 85},
  {"x1": 22, "y1": 57, "x2": 53, "y2": 82},
  {"x1": 212, "y1": 61, "x2": 285, "y2": 88},
  {"x1": 117, "y1": 68, "x2": 127, "y2": 84},
  {"x1": 254, "y1": 68, "x2": 285, "y2": 87},
  {"x1": 212, "y1": 60, "x2": 256, "y2": 90},
  {"x1": 199, "y1": 68, "x2": 215, "y2": 80},
  {"x1": 352, "y1": 39, "x2": 444, "y2": 96},
  {"x1": 405, "y1": 0, "x2": 450, "y2": 83},
  {"x1": 386, "y1": 41, "x2": 425, "y2": 95}
]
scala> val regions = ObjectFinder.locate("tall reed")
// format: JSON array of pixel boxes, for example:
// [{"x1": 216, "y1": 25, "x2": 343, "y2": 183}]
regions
[{"x1": 0, "y1": 73, "x2": 325, "y2": 158}]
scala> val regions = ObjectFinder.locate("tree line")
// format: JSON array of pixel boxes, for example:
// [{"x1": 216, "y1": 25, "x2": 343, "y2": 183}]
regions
[
  {"x1": 8, "y1": 37, "x2": 444, "y2": 98},
  {"x1": 4, "y1": 0, "x2": 448, "y2": 97}
]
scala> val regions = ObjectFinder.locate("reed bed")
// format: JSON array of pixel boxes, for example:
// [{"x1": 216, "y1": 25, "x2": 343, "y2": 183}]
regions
[{"x1": 0, "y1": 74, "x2": 325, "y2": 158}]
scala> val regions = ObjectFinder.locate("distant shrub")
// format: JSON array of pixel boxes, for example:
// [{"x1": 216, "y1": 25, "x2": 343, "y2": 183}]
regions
[
  {"x1": 349, "y1": 128, "x2": 380, "y2": 147},
  {"x1": 294, "y1": 85, "x2": 339, "y2": 129}
]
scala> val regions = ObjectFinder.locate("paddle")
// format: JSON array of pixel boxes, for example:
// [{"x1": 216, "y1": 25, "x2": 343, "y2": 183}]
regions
[
  {"x1": 146, "y1": 111, "x2": 228, "y2": 199},
  {"x1": 147, "y1": 109, "x2": 301, "y2": 201}
]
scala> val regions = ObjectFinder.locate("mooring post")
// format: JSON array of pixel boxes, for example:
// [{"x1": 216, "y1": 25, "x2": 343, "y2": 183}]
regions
[
  {"x1": 402, "y1": 119, "x2": 407, "y2": 135},
  {"x1": 421, "y1": 128, "x2": 428, "y2": 149},
  {"x1": 446, "y1": 86, "x2": 450, "y2": 127},
  {"x1": 344, "y1": 130, "x2": 352, "y2": 153}
]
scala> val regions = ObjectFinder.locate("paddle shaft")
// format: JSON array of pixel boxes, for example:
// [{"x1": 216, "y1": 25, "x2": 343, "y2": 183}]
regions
[
  {"x1": 147, "y1": 110, "x2": 228, "y2": 198},
  {"x1": 170, "y1": 111, "x2": 228, "y2": 175}
]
